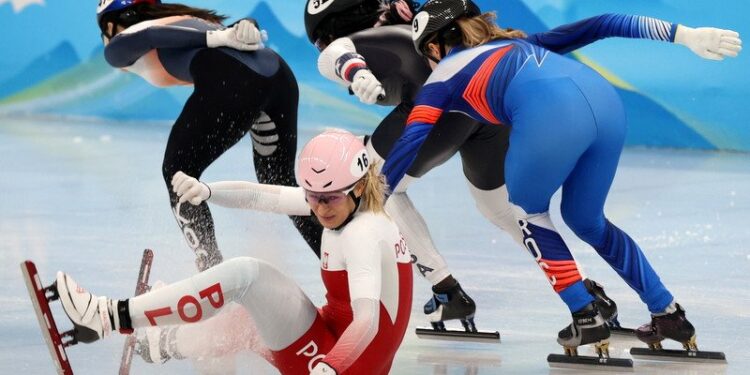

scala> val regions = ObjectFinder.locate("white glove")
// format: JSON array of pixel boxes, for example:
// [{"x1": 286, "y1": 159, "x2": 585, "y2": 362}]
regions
[
  {"x1": 317, "y1": 37, "x2": 356, "y2": 86},
  {"x1": 350, "y1": 69, "x2": 385, "y2": 105},
  {"x1": 674, "y1": 25, "x2": 742, "y2": 60},
  {"x1": 206, "y1": 20, "x2": 266, "y2": 51},
  {"x1": 310, "y1": 362, "x2": 337, "y2": 375},
  {"x1": 171, "y1": 171, "x2": 211, "y2": 205}
]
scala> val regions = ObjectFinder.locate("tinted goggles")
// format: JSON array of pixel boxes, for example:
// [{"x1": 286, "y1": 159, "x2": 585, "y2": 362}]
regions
[{"x1": 304, "y1": 184, "x2": 357, "y2": 206}]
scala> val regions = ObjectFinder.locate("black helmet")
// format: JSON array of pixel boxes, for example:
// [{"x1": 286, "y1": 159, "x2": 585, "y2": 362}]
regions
[
  {"x1": 305, "y1": 0, "x2": 383, "y2": 47},
  {"x1": 412, "y1": 0, "x2": 480, "y2": 56}
]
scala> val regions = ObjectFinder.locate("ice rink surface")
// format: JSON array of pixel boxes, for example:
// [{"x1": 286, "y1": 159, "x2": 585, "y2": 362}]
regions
[{"x1": 1, "y1": 117, "x2": 748, "y2": 374}]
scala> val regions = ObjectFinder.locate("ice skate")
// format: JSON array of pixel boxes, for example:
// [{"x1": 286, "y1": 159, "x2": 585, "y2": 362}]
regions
[
  {"x1": 548, "y1": 302, "x2": 633, "y2": 369},
  {"x1": 21, "y1": 261, "x2": 76, "y2": 375},
  {"x1": 630, "y1": 303, "x2": 726, "y2": 363},
  {"x1": 20, "y1": 264, "x2": 116, "y2": 374},
  {"x1": 57, "y1": 271, "x2": 117, "y2": 343},
  {"x1": 22, "y1": 250, "x2": 153, "y2": 375},
  {"x1": 415, "y1": 281, "x2": 500, "y2": 343},
  {"x1": 134, "y1": 325, "x2": 181, "y2": 364},
  {"x1": 584, "y1": 278, "x2": 636, "y2": 336}
]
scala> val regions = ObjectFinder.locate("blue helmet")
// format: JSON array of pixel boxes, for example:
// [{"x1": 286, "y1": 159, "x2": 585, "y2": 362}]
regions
[{"x1": 96, "y1": 0, "x2": 160, "y2": 22}]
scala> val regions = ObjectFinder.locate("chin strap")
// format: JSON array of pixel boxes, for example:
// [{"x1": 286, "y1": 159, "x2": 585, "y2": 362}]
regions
[
  {"x1": 332, "y1": 191, "x2": 362, "y2": 231},
  {"x1": 423, "y1": 30, "x2": 449, "y2": 65},
  {"x1": 438, "y1": 31, "x2": 448, "y2": 59},
  {"x1": 424, "y1": 53, "x2": 441, "y2": 65}
]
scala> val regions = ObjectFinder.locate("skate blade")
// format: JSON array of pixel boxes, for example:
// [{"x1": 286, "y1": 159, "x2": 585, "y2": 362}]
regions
[
  {"x1": 415, "y1": 327, "x2": 500, "y2": 343},
  {"x1": 119, "y1": 249, "x2": 155, "y2": 375},
  {"x1": 548, "y1": 353, "x2": 633, "y2": 370},
  {"x1": 630, "y1": 347, "x2": 727, "y2": 363},
  {"x1": 20, "y1": 261, "x2": 75, "y2": 375}
]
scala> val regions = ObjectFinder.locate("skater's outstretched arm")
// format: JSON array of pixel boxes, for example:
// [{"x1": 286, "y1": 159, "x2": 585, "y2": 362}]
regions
[
  {"x1": 525, "y1": 14, "x2": 741, "y2": 59},
  {"x1": 171, "y1": 171, "x2": 311, "y2": 216}
]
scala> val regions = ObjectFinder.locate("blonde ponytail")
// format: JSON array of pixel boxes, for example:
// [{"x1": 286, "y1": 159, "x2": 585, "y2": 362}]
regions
[
  {"x1": 456, "y1": 12, "x2": 527, "y2": 48},
  {"x1": 359, "y1": 163, "x2": 388, "y2": 214}
]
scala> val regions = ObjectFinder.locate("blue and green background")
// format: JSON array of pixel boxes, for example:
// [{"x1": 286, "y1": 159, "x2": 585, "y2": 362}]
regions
[{"x1": 0, "y1": 0, "x2": 747, "y2": 151}]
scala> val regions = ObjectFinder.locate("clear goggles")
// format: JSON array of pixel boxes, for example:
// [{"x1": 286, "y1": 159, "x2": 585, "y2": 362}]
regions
[{"x1": 304, "y1": 184, "x2": 357, "y2": 206}]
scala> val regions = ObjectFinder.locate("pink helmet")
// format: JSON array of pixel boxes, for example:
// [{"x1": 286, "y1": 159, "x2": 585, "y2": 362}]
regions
[{"x1": 297, "y1": 130, "x2": 370, "y2": 192}]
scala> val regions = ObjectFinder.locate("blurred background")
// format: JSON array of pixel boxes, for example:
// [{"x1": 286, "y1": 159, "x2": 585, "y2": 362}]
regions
[{"x1": 1, "y1": 1, "x2": 748, "y2": 374}]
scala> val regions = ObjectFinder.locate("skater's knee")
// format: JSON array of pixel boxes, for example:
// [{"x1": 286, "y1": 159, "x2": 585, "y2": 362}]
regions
[
  {"x1": 478, "y1": 203, "x2": 515, "y2": 231},
  {"x1": 561, "y1": 210, "x2": 606, "y2": 245},
  {"x1": 468, "y1": 185, "x2": 515, "y2": 229},
  {"x1": 218, "y1": 257, "x2": 261, "y2": 288}
]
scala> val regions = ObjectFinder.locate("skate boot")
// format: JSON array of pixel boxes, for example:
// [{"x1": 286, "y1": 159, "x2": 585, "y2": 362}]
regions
[
  {"x1": 56, "y1": 271, "x2": 116, "y2": 344},
  {"x1": 635, "y1": 302, "x2": 694, "y2": 349},
  {"x1": 424, "y1": 281, "x2": 477, "y2": 332},
  {"x1": 416, "y1": 280, "x2": 499, "y2": 342},
  {"x1": 135, "y1": 326, "x2": 182, "y2": 364},
  {"x1": 557, "y1": 302, "x2": 611, "y2": 353},
  {"x1": 549, "y1": 303, "x2": 633, "y2": 369},
  {"x1": 584, "y1": 278, "x2": 635, "y2": 335},
  {"x1": 630, "y1": 302, "x2": 726, "y2": 362}
]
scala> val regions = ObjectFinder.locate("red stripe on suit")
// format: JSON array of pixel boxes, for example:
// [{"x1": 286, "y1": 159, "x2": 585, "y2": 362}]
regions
[{"x1": 462, "y1": 45, "x2": 513, "y2": 125}]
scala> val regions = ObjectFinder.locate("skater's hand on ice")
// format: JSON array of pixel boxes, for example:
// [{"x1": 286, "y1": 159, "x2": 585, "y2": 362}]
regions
[
  {"x1": 350, "y1": 69, "x2": 385, "y2": 105},
  {"x1": 206, "y1": 20, "x2": 266, "y2": 51},
  {"x1": 171, "y1": 171, "x2": 211, "y2": 205},
  {"x1": 310, "y1": 361, "x2": 337, "y2": 375},
  {"x1": 675, "y1": 25, "x2": 742, "y2": 60}
]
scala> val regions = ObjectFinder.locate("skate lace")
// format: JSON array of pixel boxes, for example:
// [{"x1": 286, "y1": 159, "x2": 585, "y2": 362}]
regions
[{"x1": 97, "y1": 297, "x2": 113, "y2": 338}]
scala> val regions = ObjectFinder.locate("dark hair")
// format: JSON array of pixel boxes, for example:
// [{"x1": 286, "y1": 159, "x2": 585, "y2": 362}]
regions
[
  {"x1": 99, "y1": 3, "x2": 227, "y2": 38},
  {"x1": 376, "y1": 0, "x2": 420, "y2": 27}
]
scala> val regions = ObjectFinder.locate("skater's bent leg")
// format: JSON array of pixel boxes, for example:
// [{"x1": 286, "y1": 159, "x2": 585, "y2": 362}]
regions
[
  {"x1": 128, "y1": 257, "x2": 318, "y2": 351},
  {"x1": 250, "y1": 110, "x2": 322, "y2": 256},
  {"x1": 514, "y1": 208, "x2": 593, "y2": 313},
  {"x1": 380, "y1": 148, "x2": 476, "y2": 324},
  {"x1": 504, "y1": 112, "x2": 593, "y2": 313},
  {"x1": 560, "y1": 125, "x2": 673, "y2": 314},
  {"x1": 374, "y1": 135, "x2": 453, "y2": 285},
  {"x1": 257, "y1": 65, "x2": 324, "y2": 256},
  {"x1": 571, "y1": 217, "x2": 674, "y2": 314},
  {"x1": 163, "y1": 139, "x2": 222, "y2": 270},
  {"x1": 162, "y1": 91, "x2": 249, "y2": 270}
]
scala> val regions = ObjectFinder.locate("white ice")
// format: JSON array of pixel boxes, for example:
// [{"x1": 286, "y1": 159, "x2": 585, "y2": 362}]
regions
[{"x1": 1, "y1": 117, "x2": 748, "y2": 375}]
